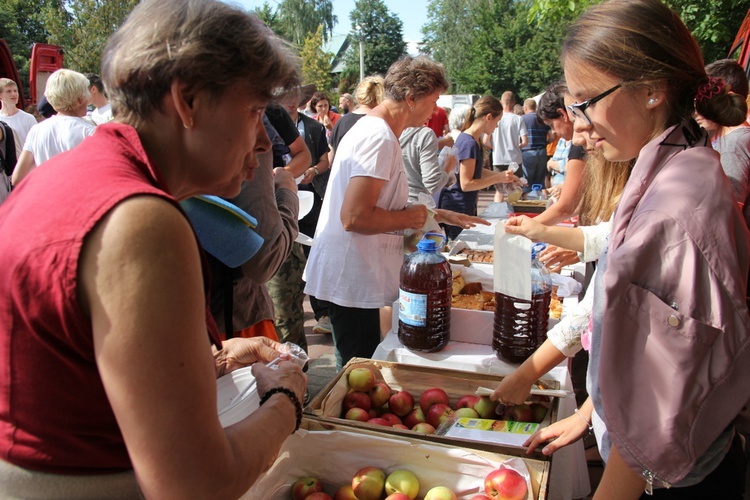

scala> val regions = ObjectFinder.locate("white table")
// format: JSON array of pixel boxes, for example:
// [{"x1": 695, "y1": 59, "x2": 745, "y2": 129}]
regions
[{"x1": 373, "y1": 331, "x2": 591, "y2": 500}]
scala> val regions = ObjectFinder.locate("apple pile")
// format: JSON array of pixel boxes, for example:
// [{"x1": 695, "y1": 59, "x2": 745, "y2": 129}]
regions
[
  {"x1": 341, "y1": 368, "x2": 549, "y2": 434},
  {"x1": 290, "y1": 463, "x2": 529, "y2": 500}
]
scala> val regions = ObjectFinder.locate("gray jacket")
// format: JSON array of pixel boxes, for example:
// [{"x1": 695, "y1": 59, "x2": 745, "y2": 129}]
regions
[{"x1": 399, "y1": 126, "x2": 453, "y2": 204}]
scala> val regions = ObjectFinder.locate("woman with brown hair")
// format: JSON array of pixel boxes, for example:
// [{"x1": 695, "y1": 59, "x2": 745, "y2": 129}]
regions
[
  {"x1": 438, "y1": 96, "x2": 520, "y2": 239},
  {"x1": 524, "y1": 0, "x2": 749, "y2": 497},
  {"x1": 0, "y1": 0, "x2": 306, "y2": 497},
  {"x1": 309, "y1": 91, "x2": 341, "y2": 141},
  {"x1": 304, "y1": 56, "x2": 486, "y2": 369}
]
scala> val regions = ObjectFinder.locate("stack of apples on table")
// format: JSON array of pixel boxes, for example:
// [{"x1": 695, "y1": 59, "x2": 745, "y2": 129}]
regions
[
  {"x1": 291, "y1": 463, "x2": 529, "y2": 500},
  {"x1": 341, "y1": 367, "x2": 549, "y2": 434}
]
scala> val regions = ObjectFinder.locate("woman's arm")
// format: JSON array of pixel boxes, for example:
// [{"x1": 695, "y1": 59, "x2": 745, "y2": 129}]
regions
[
  {"x1": 505, "y1": 215, "x2": 584, "y2": 252},
  {"x1": 79, "y1": 196, "x2": 306, "y2": 499},
  {"x1": 458, "y1": 158, "x2": 512, "y2": 192},
  {"x1": 283, "y1": 135, "x2": 313, "y2": 178},
  {"x1": 533, "y1": 157, "x2": 584, "y2": 225},
  {"x1": 491, "y1": 339, "x2": 566, "y2": 405},
  {"x1": 340, "y1": 176, "x2": 427, "y2": 234},
  {"x1": 10, "y1": 150, "x2": 35, "y2": 186},
  {"x1": 593, "y1": 445, "x2": 646, "y2": 499}
]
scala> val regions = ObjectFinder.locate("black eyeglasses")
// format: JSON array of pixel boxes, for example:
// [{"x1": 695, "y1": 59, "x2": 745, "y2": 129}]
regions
[{"x1": 567, "y1": 83, "x2": 622, "y2": 125}]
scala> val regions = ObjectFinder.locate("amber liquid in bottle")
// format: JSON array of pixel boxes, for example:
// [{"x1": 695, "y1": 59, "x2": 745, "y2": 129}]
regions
[
  {"x1": 398, "y1": 258, "x2": 452, "y2": 353},
  {"x1": 493, "y1": 290, "x2": 552, "y2": 363}
]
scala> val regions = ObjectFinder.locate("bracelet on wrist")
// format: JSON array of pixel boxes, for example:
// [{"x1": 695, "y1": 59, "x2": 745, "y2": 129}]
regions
[
  {"x1": 259, "y1": 386, "x2": 302, "y2": 433},
  {"x1": 574, "y1": 408, "x2": 594, "y2": 435},
  {"x1": 312, "y1": 167, "x2": 319, "y2": 176}
]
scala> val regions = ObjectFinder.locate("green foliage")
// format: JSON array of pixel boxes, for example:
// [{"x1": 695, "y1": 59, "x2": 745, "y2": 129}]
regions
[
  {"x1": 276, "y1": 0, "x2": 336, "y2": 47},
  {"x1": 42, "y1": 0, "x2": 138, "y2": 74},
  {"x1": 300, "y1": 25, "x2": 333, "y2": 93},
  {"x1": 253, "y1": 2, "x2": 286, "y2": 39},
  {"x1": 0, "y1": 0, "x2": 58, "y2": 95},
  {"x1": 343, "y1": 0, "x2": 407, "y2": 78},
  {"x1": 423, "y1": 0, "x2": 568, "y2": 98}
]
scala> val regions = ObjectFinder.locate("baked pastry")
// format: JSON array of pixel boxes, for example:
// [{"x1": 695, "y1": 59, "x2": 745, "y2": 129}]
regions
[
  {"x1": 452, "y1": 275, "x2": 466, "y2": 296},
  {"x1": 458, "y1": 249, "x2": 494, "y2": 263},
  {"x1": 460, "y1": 282, "x2": 483, "y2": 295}
]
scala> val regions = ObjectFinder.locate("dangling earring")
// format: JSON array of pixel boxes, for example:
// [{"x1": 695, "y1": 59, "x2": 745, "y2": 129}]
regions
[{"x1": 183, "y1": 117, "x2": 193, "y2": 129}]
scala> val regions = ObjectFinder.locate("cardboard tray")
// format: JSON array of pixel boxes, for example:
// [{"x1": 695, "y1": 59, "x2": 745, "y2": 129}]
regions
[
  {"x1": 243, "y1": 421, "x2": 548, "y2": 499},
  {"x1": 510, "y1": 199, "x2": 547, "y2": 214},
  {"x1": 305, "y1": 358, "x2": 559, "y2": 460}
]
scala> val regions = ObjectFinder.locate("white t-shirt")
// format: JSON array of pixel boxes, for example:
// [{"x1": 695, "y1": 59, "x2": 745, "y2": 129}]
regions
[
  {"x1": 303, "y1": 116, "x2": 409, "y2": 308},
  {"x1": 491, "y1": 112, "x2": 527, "y2": 165},
  {"x1": 23, "y1": 115, "x2": 95, "y2": 165},
  {"x1": 90, "y1": 103, "x2": 113, "y2": 125},
  {"x1": 0, "y1": 109, "x2": 39, "y2": 155}
]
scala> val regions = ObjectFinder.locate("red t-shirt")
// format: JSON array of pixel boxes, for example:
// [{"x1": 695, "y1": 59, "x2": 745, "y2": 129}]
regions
[
  {"x1": 425, "y1": 107, "x2": 449, "y2": 138},
  {"x1": 0, "y1": 123, "x2": 221, "y2": 474}
]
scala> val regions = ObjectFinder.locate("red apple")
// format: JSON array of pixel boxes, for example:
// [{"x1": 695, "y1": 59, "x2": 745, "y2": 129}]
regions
[
  {"x1": 403, "y1": 407, "x2": 427, "y2": 428},
  {"x1": 426, "y1": 403, "x2": 453, "y2": 428},
  {"x1": 385, "y1": 494, "x2": 412, "y2": 500},
  {"x1": 424, "y1": 485, "x2": 457, "y2": 500},
  {"x1": 352, "y1": 466, "x2": 386, "y2": 500},
  {"x1": 456, "y1": 394, "x2": 480, "y2": 410},
  {"x1": 305, "y1": 494, "x2": 334, "y2": 500},
  {"x1": 292, "y1": 476, "x2": 324, "y2": 500},
  {"x1": 348, "y1": 367, "x2": 377, "y2": 392},
  {"x1": 484, "y1": 467, "x2": 528, "y2": 500},
  {"x1": 411, "y1": 422, "x2": 436, "y2": 434},
  {"x1": 388, "y1": 390, "x2": 415, "y2": 417},
  {"x1": 392, "y1": 424, "x2": 409, "y2": 430},
  {"x1": 503, "y1": 404, "x2": 534, "y2": 423},
  {"x1": 379, "y1": 412, "x2": 403, "y2": 426},
  {"x1": 344, "y1": 407, "x2": 370, "y2": 422},
  {"x1": 368, "y1": 409, "x2": 379, "y2": 419},
  {"x1": 385, "y1": 469, "x2": 420, "y2": 499},
  {"x1": 334, "y1": 485, "x2": 357, "y2": 500},
  {"x1": 473, "y1": 396, "x2": 499, "y2": 419},
  {"x1": 367, "y1": 417, "x2": 392, "y2": 427},
  {"x1": 453, "y1": 407, "x2": 479, "y2": 419},
  {"x1": 369, "y1": 382, "x2": 392, "y2": 408},
  {"x1": 468, "y1": 496, "x2": 492, "y2": 500},
  {"x1": 343, "y1": 391, "x2": 372, "y2": 413},
  {"x1": 419, "y1": 387, "x2": 450, "y2": 413}
]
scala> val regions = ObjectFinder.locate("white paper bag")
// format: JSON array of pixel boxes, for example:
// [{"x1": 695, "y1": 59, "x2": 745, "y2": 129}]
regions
[{"x1": 493, "y1": 221, "x2": 532, "y2": 300}]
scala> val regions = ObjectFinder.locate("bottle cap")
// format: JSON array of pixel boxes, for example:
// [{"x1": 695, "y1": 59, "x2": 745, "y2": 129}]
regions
[
  {"x1": 531, "y1": 242, "x2": 547, "y2": 260},
  {"x1": 531, "y1": 184, "x2": 543, "y2": 191},
  {"x1": 416, "y1": 232, "x2": 445, "y2": 252}
]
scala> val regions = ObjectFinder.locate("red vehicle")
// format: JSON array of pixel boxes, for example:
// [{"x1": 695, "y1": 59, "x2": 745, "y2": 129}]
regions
[
  {"x1": 0, "y1": 41, "x2": 64, "y2": 109},
  {"x1": 729, "y1": 8, "x2": 750, "y2": 79}
]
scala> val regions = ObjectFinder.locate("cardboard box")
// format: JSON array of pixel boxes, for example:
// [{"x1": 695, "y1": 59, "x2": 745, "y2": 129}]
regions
[
  {"x1": 305, "y1": 358, "x2": 560, "y2": 459},
  {"x1": 242, "y1": 421, "x2": 548, "y2": 499}
]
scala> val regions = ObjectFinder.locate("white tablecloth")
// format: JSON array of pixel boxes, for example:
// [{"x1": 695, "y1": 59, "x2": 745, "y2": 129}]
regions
[{"x1": 373, "y1": 331, "x2": 591, "y2": 500}]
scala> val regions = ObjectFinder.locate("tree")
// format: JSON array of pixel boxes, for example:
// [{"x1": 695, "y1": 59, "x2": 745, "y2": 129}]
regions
[
  {"x1": 252, "y1": 2, "x2": 285, "y2": 38},
  {"x1": 300, "y1": 25, "x2": 333, "y2": 94},
  {"x1": 42, "y1": 0, "x2": 138, "y2": 74},
  {"x1": 276, "y1": 0, "x2": 336, "y2": 47},
  {"x1": 422, "y1": 0, "x2": 567, "y2": 97},
  {"x1": 0, "y1": 0, "x2": 59, "y2": 95},
  {"x1": 528, "y1": 0, "x2": 746, "y2": 66},
  {"x1": 344, "y1": 0, "x2": 407, "y2": 78}
]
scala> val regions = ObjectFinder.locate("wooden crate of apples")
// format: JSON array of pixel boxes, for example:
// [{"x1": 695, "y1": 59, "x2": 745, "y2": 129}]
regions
[
  {"x1": 305, "y1": 359, "x2": 559, "y2": 458},
  {"x1": 242, "y1": 423, "x2": 546, "y2": 499}
]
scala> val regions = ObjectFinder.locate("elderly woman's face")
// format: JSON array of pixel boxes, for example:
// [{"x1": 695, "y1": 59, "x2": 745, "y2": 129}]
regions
[
  {"x1": 315, "y1": 99, "x2": 330, "y2": 116},
  {"x1": 189, "y1": 82, "x2": 271, "y2": 197},
  {"x1": 410, "y1": 91, "x2": 442, "y2": 127}
]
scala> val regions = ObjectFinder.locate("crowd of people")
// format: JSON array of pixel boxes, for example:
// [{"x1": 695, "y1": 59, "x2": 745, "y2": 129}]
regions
[{"x1": 0, "y1": 0, "x2": 748, "y2": 497}]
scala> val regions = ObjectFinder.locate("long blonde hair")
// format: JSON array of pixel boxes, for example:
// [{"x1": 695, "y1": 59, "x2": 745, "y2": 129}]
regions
[{"x1": 578, "y1": 150, "x2": 632, "y2": 226}]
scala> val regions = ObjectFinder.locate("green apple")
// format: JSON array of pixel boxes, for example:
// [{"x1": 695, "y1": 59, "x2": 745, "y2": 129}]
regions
[
  {"x1": 352, "y1": 466, "x2": 385, "y2": 500},
  {"x1": 453, "y1": 407, "x2": 479, "y2": 418},
  {"x1": 473, "y1": 396, "x2": 499, "y2": 419},
  {"x1": 385, "y1": 469, "x2": 420, "y2": 499},
  {"x1": 348, "y1": 368, "x2": 377, "y2": 392},
  {"x1": 424, "y1": 485, "x2": 457, "y2": 500}
]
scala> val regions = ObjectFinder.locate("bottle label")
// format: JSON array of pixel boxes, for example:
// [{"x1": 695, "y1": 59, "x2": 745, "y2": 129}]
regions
[{"x1": 398, "y1": 289, "x2": 427, "y2": 327}]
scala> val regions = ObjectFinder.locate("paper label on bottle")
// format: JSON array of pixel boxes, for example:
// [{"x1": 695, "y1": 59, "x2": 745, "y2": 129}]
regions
[{"x1": 398, "y1": 289, "x2": 427, "y2": 327}]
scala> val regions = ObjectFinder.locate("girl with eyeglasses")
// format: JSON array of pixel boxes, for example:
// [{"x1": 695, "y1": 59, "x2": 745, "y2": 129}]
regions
[{"x1": 524, "y1": 0, "x2": 750, "y2": 498}]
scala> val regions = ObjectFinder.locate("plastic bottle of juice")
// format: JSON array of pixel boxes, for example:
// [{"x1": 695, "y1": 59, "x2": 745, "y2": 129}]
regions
[
  {"x1": 398, "y1": 233, "x2": 452, "y2": 352},
  {"x1": 493, "y1": 243, "x2": 552, "y2": 362}
]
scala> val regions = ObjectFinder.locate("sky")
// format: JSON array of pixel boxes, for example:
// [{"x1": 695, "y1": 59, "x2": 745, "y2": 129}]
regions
[{"x1": 227, "y1": 0, "x2": 430, "y2": 52}]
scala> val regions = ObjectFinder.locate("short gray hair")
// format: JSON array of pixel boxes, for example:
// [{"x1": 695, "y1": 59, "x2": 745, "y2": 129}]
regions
[
  {"x1": 102, "y1": 0, "x2": 299, "y2": 127},
  {"x1": 384, "y1": 56, "x2": 449, "y2": 103}
]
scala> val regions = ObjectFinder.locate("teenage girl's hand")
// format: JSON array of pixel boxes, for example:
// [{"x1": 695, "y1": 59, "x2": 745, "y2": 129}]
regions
[
  {"x1": 524, "y1": 413, "x2": 589, "y2": 456},
  {"x1": 538, "y1": 245, "x2": 580, "y2": 273}
]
